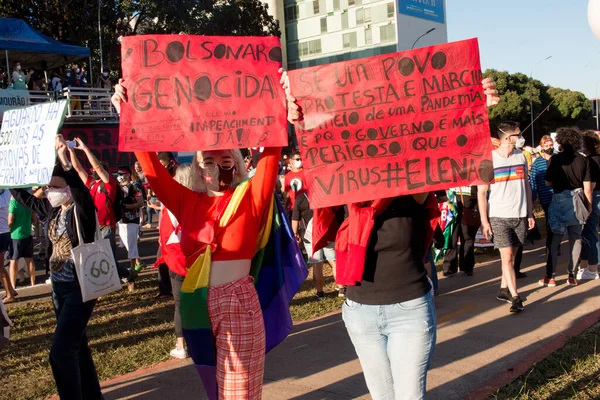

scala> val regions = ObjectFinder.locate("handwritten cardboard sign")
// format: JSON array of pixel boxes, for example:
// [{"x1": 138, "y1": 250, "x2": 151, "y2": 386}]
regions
[
  {"x1": 0, "y1": 100, "x2": 68, "y2": 188},
  {"x1": 289, "y1": 38, "x2": 494, "y2": 208},
  {"x1": 118, "y1": 35, "x2": 288, "y2": 152}
]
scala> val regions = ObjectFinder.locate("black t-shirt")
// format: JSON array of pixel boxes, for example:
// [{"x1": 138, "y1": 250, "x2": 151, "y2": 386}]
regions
[
  {"x1": 291, "y1": 193, "x2": 312, "y2": 227},
  {"x1": 346, "y1": 196, "x2": 431, "y2": 305},
  {"x1": 121, "y1": 183, "x2": 142, "y2": 224},
  {"x1": 546, "y1": 152, "x2": 591, "y2": 194},
  {"x1": 588, "y1": 154, "x2": 600, "y2": 187}
]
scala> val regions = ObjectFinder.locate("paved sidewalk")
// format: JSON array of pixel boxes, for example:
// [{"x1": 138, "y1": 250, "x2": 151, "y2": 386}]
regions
[{"x1": 95, "y1": 243, "x2": 600, "y2": 400}]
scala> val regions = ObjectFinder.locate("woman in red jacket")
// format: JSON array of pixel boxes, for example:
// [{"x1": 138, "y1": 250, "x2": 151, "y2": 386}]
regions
[{"x1": 112, "y1": 72, "x2": 290, "y2": 400}]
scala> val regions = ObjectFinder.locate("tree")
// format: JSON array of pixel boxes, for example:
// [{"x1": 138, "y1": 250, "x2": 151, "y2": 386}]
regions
[
  {"x1": 483, "y1": 69, "x2": 592, "y2": 142},
  {"x1": 0, "y1": 0, "x2": 280, "y2": 81}
]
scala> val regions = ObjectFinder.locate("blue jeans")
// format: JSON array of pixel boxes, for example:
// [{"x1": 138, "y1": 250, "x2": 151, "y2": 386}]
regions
[
  {"x1": 581, "y1": 191, "x2": 600, "y2": 265},
  {"x1": 342, "y1": 290, "x2": 437, "y2": 400},
  {"x1": 50, "y1": 280, "x2": 103, "y2": 400}
]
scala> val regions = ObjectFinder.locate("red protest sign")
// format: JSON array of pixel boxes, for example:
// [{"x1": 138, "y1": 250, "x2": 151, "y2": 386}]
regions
[
  {"x1": 118, "y1": 35, "x2": 288, "y2": 152},
  {"x1": 289, "y1": 38, "x2": 494, "y2": 208}
]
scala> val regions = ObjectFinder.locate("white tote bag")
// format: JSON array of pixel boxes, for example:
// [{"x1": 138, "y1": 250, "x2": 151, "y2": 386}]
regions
[{"x1": 72, "y1": 208, "x2": 121, "y2": 302}]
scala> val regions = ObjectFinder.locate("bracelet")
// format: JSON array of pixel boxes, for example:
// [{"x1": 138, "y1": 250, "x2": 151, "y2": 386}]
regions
[{"x1": 62, "y1": 162, "x2": 73, "y2": 171}]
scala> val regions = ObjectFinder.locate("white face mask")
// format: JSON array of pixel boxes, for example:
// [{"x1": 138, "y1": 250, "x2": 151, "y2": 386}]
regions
[
  {"x1": 46, "y1": 187, "x2": 71, "y2": 208},
  {"x1": 515, "y1": 137, "x2": 526, "y2": 149},
  {"x1": 294, "y1": 160, "x2": 303, "y2": 169}
]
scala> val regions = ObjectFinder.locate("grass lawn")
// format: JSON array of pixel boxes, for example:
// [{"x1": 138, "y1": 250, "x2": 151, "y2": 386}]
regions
[
  {"x1": 489, "y1": 323, "x2": 600, "y2": 400},
  {"x1": 1, "y1": 264, "x2": 342, "y2": 400}
]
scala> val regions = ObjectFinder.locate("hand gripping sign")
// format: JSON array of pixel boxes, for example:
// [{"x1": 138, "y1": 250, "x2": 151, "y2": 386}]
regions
[
  {"x1": 289, "y1": 38, "x2": 494, "y2": 208},
  {"x1": 118, "y1": 35, "x2": 288, "y2": 152}
]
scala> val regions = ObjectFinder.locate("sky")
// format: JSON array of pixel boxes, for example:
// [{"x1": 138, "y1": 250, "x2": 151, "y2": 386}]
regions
[{"x1": 446, "y1": 0, "x2": 600, "y2": 99}]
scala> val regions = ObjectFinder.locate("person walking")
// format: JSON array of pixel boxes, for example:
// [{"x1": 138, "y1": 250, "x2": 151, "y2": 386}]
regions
[
  {"x1": 540, "y1": 127, "x2": 593, "y2": 287},
  {"x1": 529, "y1": 135, "x2": 555, "y2": 252},
  {"x1": 10, "y1": 135, "x2": 103, "y2": 399},
  {"x1": 576, "y1": 130, "x2": 600, "y2": 281},
  {"x1": 478, "y1": 121, "x2": 535, "y2": 313},
  {"x1": 441, "y1": 186, "x2": 480, "y2": 277}
]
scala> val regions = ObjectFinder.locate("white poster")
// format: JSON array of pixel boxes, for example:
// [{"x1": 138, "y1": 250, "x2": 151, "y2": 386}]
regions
[
  {"x1": 0, "y1": 100, "x2": 68, "y2": 188},
  {"x1": 0, "y1": 89, "x2": 30, "y2": 119}
]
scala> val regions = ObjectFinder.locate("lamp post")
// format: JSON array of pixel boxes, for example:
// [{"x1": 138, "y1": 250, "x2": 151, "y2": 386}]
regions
[
  {"x1": 98, "y1": 0, "x2": 104, "y2": 73},
  {"x1": 411, "y1": 28, "x2": 436, "y2": 49},
  {"x1": 529, "y1": 56, "x2": 552, "y2": 145}
]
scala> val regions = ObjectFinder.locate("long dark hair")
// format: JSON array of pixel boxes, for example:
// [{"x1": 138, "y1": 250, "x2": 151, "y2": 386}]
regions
[{"x1": 581, "y1": 130, "x2": 600, "y2": 156}]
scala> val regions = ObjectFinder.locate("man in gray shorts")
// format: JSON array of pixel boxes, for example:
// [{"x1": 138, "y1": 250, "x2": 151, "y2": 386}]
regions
[{"x1": 478, "y1": 121, "x2": 535, "y2": 313}]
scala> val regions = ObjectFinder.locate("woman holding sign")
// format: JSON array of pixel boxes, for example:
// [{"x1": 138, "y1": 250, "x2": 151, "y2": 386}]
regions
[
  {"x1": 287, "y1": 78, "x2": 500, "y2": 400},
  {"x1": 10, "y1": 135, "x2": 102, "y2": 400},
  {"x1": 112, "y1": 70, "x2": 300, "y2": 400}
]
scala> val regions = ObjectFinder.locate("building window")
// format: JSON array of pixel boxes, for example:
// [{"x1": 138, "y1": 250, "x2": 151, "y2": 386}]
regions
[
  {"x1": 285, "y1": 5, "x2": 299, "y2": 21},
  {"x1": 387, "y1": 2, "x2": 394, "y2": 18},
  {"x1": 343, "y1": 32, "x2": 357, "y2": 48},
  {"x1": 380, "y1": 24, "x2": 396, "y2": 43},
  {"x1": 348, "y1": 0, "x2": 355, "y2": 6},
  {"x1": 320, "y1": 17, "x2": 327, "y2": 33},
  {"x1": 365, "y1": 28, "x2": 372, "y2": 45},
  {"x1": 356, "y1": 8, "x2": 363, "y2": 24},
  {"x1": 365, "y1": 8, "x2": 371, "y2": 22},
  {"x1": 313, "y1": 0, "x2": 320, "y2": 15},
  {"x1": 342, "y1": 12, "x2": 349, "y2": 29},
  {"x1": 334, "y1": 0, "x2": 340, "y2": 11},
  {"x1": 298, "y1": 39, "x2": 322, "y2": 57}
]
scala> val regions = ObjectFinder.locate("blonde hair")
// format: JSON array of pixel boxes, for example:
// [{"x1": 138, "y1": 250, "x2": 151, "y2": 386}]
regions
[
  {"x1": 540, "y1": 135, "x2": 552, "y2": 146},
  {"x1": 174, "y1": 163, "x2": 194, "y2": 190},
  {"x1": 191, "y1": 149, "x2": 248, "y2": 192}
]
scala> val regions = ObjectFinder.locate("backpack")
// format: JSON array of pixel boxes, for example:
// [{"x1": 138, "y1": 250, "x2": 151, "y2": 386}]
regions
[{"x1": 90, "y1": 180, "x2": 125, "y2": 223}]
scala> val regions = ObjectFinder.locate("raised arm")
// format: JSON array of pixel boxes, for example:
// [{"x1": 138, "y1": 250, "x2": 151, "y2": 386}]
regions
[
  {"x1": 250, "y1": 146, "x2": 281, "y2": 214},
  {"x1": 10, "y1": 189, "x2": 52, "y2": 219},
  {"x1": 69, "y1": 147, "x2": 89, "y2": 183},
  {"x1": 134, "y1": 151, "x2": 191, "y2": 220},
  {"x1": 72, "y1": 138, "x2": 111, "y2": 184}
]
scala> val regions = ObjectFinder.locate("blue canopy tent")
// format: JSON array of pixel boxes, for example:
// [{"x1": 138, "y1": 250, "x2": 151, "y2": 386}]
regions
[{"x1": 0, "y1": 18, "x2": 91, "y2": 81}]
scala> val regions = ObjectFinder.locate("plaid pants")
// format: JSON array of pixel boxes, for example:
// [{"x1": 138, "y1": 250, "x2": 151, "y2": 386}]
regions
[{"x1": 208, "y1": 276, "x2": 266, "y2": 400}]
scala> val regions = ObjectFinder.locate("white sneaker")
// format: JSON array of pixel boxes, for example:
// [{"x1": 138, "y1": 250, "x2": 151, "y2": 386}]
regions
[
  {"x1": 578, "y1": 269, "x2": 600, "y2": 280},
  {"x1": 170, "y1": 347, "x2": 188, "y2": 359},
  {"x1": 45, "y1": 278, "x2": 51, "y2": 285}
]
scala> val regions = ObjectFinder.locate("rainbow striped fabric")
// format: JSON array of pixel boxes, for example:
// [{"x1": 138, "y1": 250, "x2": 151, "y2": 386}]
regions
[
  {"x1": 179, "y1": 181, "x2": 308, "y2": 399},
  {"x1": 493, "y1": 165, "x2": 526, "y2": 182}
]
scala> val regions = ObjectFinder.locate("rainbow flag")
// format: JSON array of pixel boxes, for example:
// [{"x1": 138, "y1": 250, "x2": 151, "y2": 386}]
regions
[{"x1": 179, "y1": 182, "x2": 308, "y2": 399}]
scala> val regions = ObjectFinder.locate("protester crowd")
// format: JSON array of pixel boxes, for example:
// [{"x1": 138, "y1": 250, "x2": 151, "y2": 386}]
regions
[{"x1": 0, "y1": 63, "x2": 598, "y2": 400}]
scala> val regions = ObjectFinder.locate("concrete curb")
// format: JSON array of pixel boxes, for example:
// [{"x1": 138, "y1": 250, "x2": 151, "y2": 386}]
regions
[{"x1": 466, "y1": 308, "x2": 600, "y2": 400}]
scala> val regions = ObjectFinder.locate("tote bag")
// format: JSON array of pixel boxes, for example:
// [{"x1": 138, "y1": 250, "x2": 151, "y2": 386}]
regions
[{"x1": 72, "y1": 208, "x2": 121, "y2": 302}]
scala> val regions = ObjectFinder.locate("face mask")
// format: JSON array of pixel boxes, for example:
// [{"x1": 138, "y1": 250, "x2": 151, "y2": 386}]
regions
[
  {"x1": 294, "y1": 160, "x2": 303, "y2": 169},
  {"x1": 117, "y1": 174, "x2": 128, "y2": 183},
  {"x1": 543, "y1": 148, "x2": 554, "y2": 156},
  {"x1": 46, "y1": 187, "x2": 71, "y2": 208},
  {"x1": 515, "y1": 137, "x2": 525, "y2": 149},
  {"x1": 91, "y1": 171, "x2": 100, "y2": 181},
  {"x1": 75, "y1": 68, "x2": 80, "y2": 73},
  {"x1": 103, "y1": 72, "x2": 109, "y2": 78},
  {"x1": 203, "y1": 166, "x2": 235, "y2": 192}
]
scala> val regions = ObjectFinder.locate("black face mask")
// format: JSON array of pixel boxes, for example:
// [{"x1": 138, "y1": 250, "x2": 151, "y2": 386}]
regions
[
  {"x1": 91, "y1": 171, "x2": 100, "y2": 180},
  {"x1": 543, "y1": 148, "x2": 554, "y2": 155},
  {"x1": 218, "y1": 166, "x2": 235, "y2": 192}
]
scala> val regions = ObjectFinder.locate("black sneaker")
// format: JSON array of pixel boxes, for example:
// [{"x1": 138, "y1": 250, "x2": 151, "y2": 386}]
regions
[
  {"x1": 510, "y1": 296, "x2": 524, "y2": 313},
  {"x1": 515, "y1": 272, "x2": 528, "y2": 279},
  {"x1": 315, "y1": 291, "x2": 326, "y2": 300},
  {"x1": 463, "y1": 271, "x2": 474, "y2": 276},
  {"x1": 496, "y1": 288, "x2": 512, "y2": 303},
  {"x1": 443, "y1": 271, "x2": 457, "y2": 277}
]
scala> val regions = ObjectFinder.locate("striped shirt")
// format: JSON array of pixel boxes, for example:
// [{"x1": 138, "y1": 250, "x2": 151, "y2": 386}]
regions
[{"x1": 530, "y1": 156, "x2": 553, "y2": 205}]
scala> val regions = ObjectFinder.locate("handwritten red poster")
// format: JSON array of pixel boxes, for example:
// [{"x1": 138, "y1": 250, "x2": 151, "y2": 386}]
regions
[
  {"x1": 118, "y1": 35, "x2": 288, "y2": 151},
  {"x1": 289, "y1": 38, "x2": 494, "y2": 208}
]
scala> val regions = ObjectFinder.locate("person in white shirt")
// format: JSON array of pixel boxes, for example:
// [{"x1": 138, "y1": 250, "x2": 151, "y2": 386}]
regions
[{"x1": 0, "y1": 190, "x2": 18, "y2": 303}]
